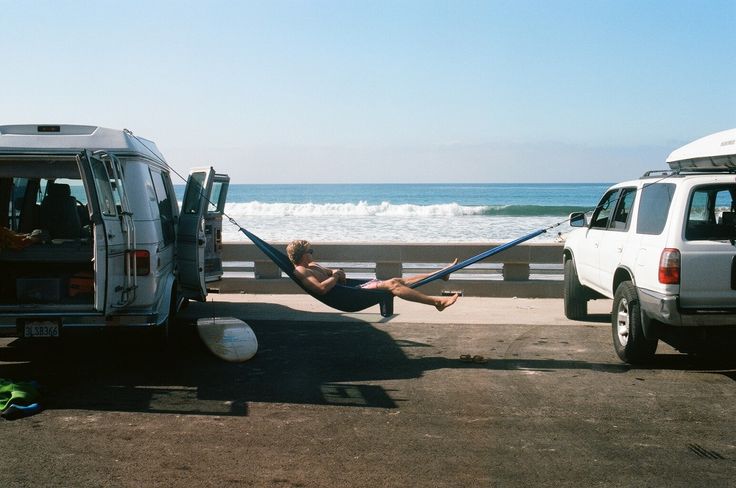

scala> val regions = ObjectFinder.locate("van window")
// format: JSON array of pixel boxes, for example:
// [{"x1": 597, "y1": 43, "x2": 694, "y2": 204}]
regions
[
  {"x1": 90, "y1": 160, "x2": 117, "y2": 216},
  {"x1": 182, "y1": 172, "x2": 205, "y2": 215},
  {"x1": 5, "y1": 177, "x2": 89, "y2": 233},
  {"x1": 8, "y1": 178, "x2": 30, "y2": 230},
  {"x1": 208, "y1": 180, "x2": 225, "y2": 213},
  {"x1": 150, "y1": 170, "x2": 175, "y2": 246}
]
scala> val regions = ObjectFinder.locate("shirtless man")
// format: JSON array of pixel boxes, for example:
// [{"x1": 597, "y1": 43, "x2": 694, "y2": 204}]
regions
[{"x1": 286, "y1": 240, "x2": 460, "y2": 311}]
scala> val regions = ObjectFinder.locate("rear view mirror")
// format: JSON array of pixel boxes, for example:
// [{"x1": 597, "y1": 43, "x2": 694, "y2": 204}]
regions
[{"x1": 569, "y1": 212, "x2": 587, "y2": 228}]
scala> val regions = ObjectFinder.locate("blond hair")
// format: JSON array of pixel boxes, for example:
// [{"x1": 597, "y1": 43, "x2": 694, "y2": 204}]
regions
[{"x1": 287, "y1": 239, "x2": 311, "y2": 265}]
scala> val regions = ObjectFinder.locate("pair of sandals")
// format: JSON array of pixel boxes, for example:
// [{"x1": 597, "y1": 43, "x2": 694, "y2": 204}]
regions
[{"x1": 459, "y1": 354, "x2": 488, "y2": 364}]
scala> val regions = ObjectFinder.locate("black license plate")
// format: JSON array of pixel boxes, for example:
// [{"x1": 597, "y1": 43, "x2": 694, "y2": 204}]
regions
[{"x1": 21, "y1": 319, "x2": 61, "y2": 338}]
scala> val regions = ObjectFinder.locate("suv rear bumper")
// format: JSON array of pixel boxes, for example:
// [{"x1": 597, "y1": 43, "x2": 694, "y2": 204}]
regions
[{"x1": 639, "y1": 287, "x2": 736, "y2": 327}]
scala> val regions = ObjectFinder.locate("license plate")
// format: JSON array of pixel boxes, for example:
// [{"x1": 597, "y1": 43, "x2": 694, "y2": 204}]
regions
[{"x1": 24, "y1": 320, "x2": 60, "y2": 338}]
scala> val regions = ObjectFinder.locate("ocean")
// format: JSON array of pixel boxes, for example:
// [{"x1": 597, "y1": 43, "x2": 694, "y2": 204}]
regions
[{"x1": 177, "y1": 183, "x2": 609, "y2": 243}]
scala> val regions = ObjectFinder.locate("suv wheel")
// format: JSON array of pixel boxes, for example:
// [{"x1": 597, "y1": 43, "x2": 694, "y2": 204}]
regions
[
  {"x1": 564, "y1": 258, "x2": 588, "y2": 320},
  {"x1": 612, "y1": 281, "x2": 657, "y2": 364}
]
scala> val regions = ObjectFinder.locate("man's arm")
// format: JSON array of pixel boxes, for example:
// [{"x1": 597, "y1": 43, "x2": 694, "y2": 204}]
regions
[{"x1": 293, "y1": 266, "x2": 342, "y2": 296}]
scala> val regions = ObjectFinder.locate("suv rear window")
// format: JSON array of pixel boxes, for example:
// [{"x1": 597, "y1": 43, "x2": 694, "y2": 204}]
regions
[
  {"x1": 636, "y1": 183, "x2": 675, "y2": 235},
  {"x1": 685, "y1": 184, "x2": 736, "y2": 241}
]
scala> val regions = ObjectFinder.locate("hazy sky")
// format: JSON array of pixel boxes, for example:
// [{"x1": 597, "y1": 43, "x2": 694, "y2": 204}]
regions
[{"x1": 1, "y1": 0, "x2": 734, "y2": 183}]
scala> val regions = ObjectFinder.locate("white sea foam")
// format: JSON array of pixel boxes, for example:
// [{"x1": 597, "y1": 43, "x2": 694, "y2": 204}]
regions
[
  {"x1": 220, "y1": 213, "x2": 571, "y2": 243},
  {"x1": 224, "y1": 201, "x2": 488, "y2": 217}
]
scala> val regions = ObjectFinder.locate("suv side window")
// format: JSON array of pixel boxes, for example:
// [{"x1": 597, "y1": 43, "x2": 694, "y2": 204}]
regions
[
  {"x1": 590, "y1": 189, "x2": 620, "y2": 229},
  {"x1": 636, "y1": 183, "x2": 675, "y2": 235},
  {"x1": 686, "y1": 185, "x2": 736, "y2": 241},
  {"x1": 610, "y1": 188, "x2": 636, "y2": 230}
]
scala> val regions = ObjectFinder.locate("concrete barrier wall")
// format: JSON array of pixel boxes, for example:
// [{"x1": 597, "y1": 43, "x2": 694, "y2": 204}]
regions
[{"x1": 213, "y1": 242, "x2": 565, "y2": 298}]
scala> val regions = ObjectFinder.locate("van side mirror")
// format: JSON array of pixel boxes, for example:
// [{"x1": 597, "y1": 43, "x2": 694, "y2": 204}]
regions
[{"x1": 569, "y1": 212, "x2": 587, "y2": 228}]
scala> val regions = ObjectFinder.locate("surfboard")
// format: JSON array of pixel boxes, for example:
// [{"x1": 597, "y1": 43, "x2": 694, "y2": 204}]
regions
[{"x1": 196, "y1": 316, "x2": 258, "y2": 362}]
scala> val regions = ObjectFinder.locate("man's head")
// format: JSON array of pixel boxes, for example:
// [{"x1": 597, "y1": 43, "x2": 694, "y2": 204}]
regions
[{"x1": 287, "y1": 239, "x2": 313, "y2": 265}]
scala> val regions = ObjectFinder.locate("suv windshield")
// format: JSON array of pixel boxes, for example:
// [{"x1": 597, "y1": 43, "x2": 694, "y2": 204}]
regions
[{"x1": 685, "y1": 184, "x2": 736, "y2": 241}]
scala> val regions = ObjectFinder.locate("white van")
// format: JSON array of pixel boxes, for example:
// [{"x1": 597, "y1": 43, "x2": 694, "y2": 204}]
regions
[{"x1": 0, "y1": 124, "x2": 229, "y2": 342}]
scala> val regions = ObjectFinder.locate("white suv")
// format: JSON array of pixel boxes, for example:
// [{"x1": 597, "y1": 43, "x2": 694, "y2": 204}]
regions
[{"x1": 563, "y1": 128, "x2": 736, "y2": 363}]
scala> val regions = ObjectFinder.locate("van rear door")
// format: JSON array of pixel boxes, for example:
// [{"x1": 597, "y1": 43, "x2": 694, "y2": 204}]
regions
[
  {"x1": 177, "y1": 167, "x2": 216, "y2": 301},
  {"x1": 204, "y1": 173, "x2": 230, "y2": 282},
  {"x1": 78, "y1": 151, "x2": 134, "y2": 311}
]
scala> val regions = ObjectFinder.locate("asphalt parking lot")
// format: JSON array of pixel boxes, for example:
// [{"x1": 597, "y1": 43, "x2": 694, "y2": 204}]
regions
[{"x1": 1, "y1": 296, "x2": 735, "y2": 487}]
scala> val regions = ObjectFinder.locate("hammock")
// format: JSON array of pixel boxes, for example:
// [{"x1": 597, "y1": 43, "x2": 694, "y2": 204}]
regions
[{"x1": 238, "y1": 227, "x2": 547, "y2": 317}]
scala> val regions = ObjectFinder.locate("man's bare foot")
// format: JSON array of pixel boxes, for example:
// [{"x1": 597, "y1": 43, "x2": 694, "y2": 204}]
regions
[
  {"x1": 441, "y1": 258, "x2": 459, "y2": 281},
  {"x1": 435, "y1": 293, "x2": 459, "y2": 311}
]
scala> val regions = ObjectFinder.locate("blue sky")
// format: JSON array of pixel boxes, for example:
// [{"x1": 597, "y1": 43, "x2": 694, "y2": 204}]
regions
[{"x1": 1, "y1": 0, "x2": 734, "y2": 183}]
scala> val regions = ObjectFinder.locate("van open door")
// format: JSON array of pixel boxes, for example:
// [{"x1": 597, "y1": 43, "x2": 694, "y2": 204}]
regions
[
  {"x1": 177, "y1": 167, "x2": 215, "y2": 301},
  {"x1": 204, "y1": 173, "x2": 230, "y2": 282},
  {"x1": 78, "y1": 150, "x2": 136, "y2": 311}
]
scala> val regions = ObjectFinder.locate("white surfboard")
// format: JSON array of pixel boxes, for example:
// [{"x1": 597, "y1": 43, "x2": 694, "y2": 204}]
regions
[{"x1": 197, "y1": 316, "x2": 258, "y2": 362}]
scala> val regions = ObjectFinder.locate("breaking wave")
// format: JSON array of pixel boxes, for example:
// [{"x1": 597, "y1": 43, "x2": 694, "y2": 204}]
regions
[{"x1": 224, "y1": 201, "x2": 589, "y2": 218}]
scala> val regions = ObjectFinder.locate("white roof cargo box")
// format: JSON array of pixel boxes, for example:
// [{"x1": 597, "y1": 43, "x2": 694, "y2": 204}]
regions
[
  {"x1": 667, "y1": 128, "x2": 736, "y2": 171},
  {"x1": 0, "y1": 124, "x2": 165, "y2": 161}
]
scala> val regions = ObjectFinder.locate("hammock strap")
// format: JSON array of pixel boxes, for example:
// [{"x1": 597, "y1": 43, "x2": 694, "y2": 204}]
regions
[{"x1": 408, "y1": 228, "x2": 547, "y2": 289}]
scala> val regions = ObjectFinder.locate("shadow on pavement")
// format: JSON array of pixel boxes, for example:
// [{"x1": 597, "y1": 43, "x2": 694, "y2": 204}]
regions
[
  {"x1": 1, "y1": 301, "x2": 733, "y2": 417},
  {"x1": 584, "y1": 313, "x2": 611, "y2": 324}
]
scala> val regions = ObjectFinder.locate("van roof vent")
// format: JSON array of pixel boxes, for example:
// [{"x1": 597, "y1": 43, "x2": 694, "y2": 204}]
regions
[{"x1": 0, "y1": 125, "x2": 99, "y2": 136}]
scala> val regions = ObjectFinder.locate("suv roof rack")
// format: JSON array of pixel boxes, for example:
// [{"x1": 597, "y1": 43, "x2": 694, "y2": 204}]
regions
[
  {"x1": 641, "y1": 168, "x2": 736, "y2": 178},
  {"x1": 641, "y1": 170, "x2": 676, "y2": 178}
]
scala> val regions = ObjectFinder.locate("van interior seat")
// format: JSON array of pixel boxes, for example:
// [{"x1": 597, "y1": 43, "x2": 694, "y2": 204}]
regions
[{"x1": 40, "y1": 183, "x2": 81, "y2": 239}]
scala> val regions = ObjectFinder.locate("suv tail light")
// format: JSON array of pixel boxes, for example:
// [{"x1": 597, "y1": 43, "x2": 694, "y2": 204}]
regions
[
  {"x1": 659, "y1": 248, "x2": 680, "y2": 284},
  {"x1": 127, "y1": 250, "x2": 151, "y2": 276}
]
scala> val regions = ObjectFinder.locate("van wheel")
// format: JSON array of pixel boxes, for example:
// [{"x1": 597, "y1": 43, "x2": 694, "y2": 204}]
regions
[
  {"x1": 612, "y1": 281, "x2": 657, "y2": 364},
  {"x1": 152, "y1": 288, "x2": 177, "y2": 351},
  {"x1": 152, "y1": 321, "x2": 170, "y2": 351},
  {"x1": 564, "y1": 258, "x2": 588, "y2": 320}
]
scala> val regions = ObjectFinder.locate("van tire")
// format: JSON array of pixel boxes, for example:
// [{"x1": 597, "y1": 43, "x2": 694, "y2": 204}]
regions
[
  {"x1": 564, "y1": 258, "x2": 588, "y2": 320},
  {"x1": 152, "y1": 321, "x2": 169, "y2": 351},
  {"x1": 152, "y1": 287, "x2": 177, "y2": 350},
  {"x1": 612, "y1": 281, "x2": 657, "y2": 364}
]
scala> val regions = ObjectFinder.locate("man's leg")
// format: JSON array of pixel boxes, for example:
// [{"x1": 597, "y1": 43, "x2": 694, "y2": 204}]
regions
[{"x1": 378, "y1": 278, "x2": 459, "y2": 311}]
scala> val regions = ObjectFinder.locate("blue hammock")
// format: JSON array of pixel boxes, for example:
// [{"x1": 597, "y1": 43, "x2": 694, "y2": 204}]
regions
[{"x1": 238, "y1": 227, "x2": 547, "y2": 317}]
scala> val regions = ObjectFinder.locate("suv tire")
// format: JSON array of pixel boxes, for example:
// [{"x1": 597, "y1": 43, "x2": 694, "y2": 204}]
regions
[
  {"x1": 564, "y1": 258, "x2": 588, "y2": 320},
  {"x1": 612, "y1": 281, "x2": 657, "y2": 364}
]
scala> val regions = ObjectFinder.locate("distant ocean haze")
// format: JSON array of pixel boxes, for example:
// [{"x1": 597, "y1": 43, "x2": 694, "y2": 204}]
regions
[{"x1": 175, "y1": 183, "x2": 608, "y2": 243}]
